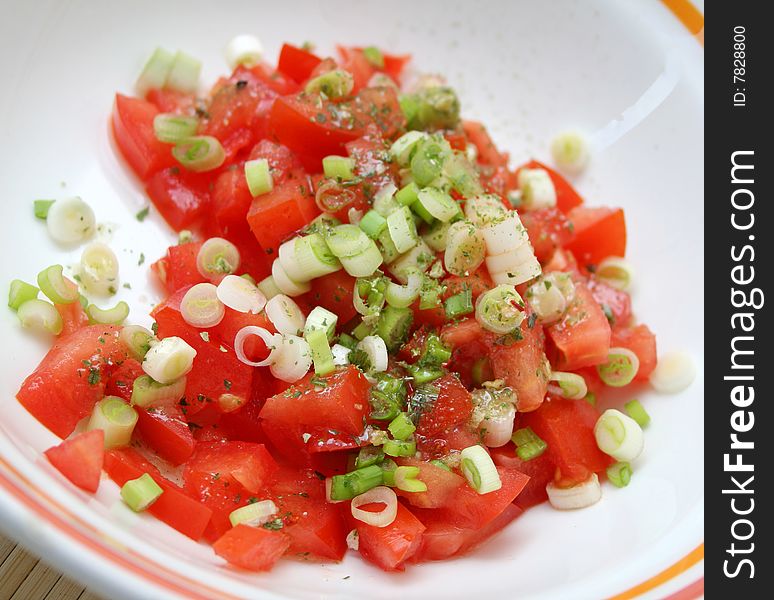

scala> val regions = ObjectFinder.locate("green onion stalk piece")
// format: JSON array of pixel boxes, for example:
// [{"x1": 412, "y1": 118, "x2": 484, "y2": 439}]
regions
[
  {"x1": 34, "y1": 199, "x2": 56, "y2": 220},
  {"x1": 172, "y1": 136, "x2": 226, "y2": 172},
  {"x1": 305, "y1": 69, "x2": 354, "y2": 98},
  {"x1": 8, "y1": 280, "x2": 39, "y2": 311},
  {"x1": 401, "y1": 87, "x2": 461, "y2": 131},
  {"x1": 444, "y1": 287, "x2": 473, "y2": 319},
  {"x1": 383, "y1": 437, "x2": 417, "y2": 458},
  {"x1": 121, "y1": 473, "x2": 163, "y2": 512},
  {"x1": 87, "y1": 301, "x2": 130, "y2": 325},
  {"x1": 606, "y1": 462, "x2": 632, "y2": 488},
  {"x1": 329, "y1": 464, "x2": 384, "y2": 501},
  {"x1": 37, "y1": 264, "x2": 79, "y2": 305},
  {"x1": 624, "y1": 399, "x2": 651, "y2": 428},
  {"x1": 387, "y1": 412, "x2": 416, "y2": 441},
  {"x1": 369, "y1": 372, "x2": 407, "y2": 421},
  {"x1": 376, "y1": 305, "x2": 413, "y2": 351},
  {"x1": 323, "y1": 155, "x2": 356, "y2": 181},
  {"x1": 355, "y1": 446, "x2": 385, "y2": 469},
  {"x1": 512, "y1": 427, "x2": 548, "y2": 461},
  {"x1": 394, "y1": 466, "x2": 427, "y2": 493}
]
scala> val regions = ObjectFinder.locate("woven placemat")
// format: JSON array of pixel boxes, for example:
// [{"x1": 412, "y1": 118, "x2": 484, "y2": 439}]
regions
[{"x1": 0, "y1": 534, "x2": 102, "y2": 600}]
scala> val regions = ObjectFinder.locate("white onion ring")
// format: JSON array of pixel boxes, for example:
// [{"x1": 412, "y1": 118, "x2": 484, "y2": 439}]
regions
[
  {"x1": 216, "y1": 275, "x2": 267, "y2": 314},
  {"x1": 351, "y1": 486, "x2": 398, "y2": 528},
  {"x1": 180, "y1": 283, "x2": 225, "y2": 328},
  {"x1": 234, "y1": 326, "x2": 280, "y2": 367}
]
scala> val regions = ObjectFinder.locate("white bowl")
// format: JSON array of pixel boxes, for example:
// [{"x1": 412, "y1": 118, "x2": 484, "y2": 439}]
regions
[{"x1": 0, "y1": 1, "x2": 704, "y2": 598}]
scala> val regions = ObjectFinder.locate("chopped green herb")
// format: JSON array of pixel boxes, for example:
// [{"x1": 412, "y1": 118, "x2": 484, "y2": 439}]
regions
[{"x1": 136, "y1": 206, "x2": 150, "y2": 222}]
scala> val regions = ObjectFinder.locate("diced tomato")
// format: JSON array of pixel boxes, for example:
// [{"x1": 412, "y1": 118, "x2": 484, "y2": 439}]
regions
[
  {"x1": 145, "y1": 88, "x2": 195, "y2": 114},
  {"x1": 277, "y1": 43, "x2": 323, "y2": 84},
  {"x1": 112, "y1": 94, "x2": 177, "y2": 180},
  {"x1": 351, "y1": 502, "x2": 425, "y2": 571},
  {"x1": 55, "y1": 301, "x2": 89, "y2": 337},
  {"x1": 270, "y1": 467, "x2": 348, "y2": 561},
  {"x1": 104, "y1": 359, "x2": 145, "y2": 402},
  {"x1": 136, "y1": 405, "x2": 195, "y2": 466},
  {"x1": 17, "y1": 325, "x2": 128, "y2": 438},
  {"x1": 382, "y1": 52, "x2": 411, "y2": 81},
  {"x1": 414, "y1": 270, "x2": 493, "y2": 328},
  {"x1": 440, "y1": 318, "x2": 485, "y2": 350},
  {"x1": 144, "y1": 167, "x2": 211, "y2": 231},
  {"x1": 243, "y1": 63, "x2": 300, "y2": 96},
  {"x1": 546, "y1": 280, "x2": 611, "y2": 370},
  {"x1": 104, "y1": 448, "x2": 212, "y2": 540},
  {"x1": 521, "y1": 207, "x2": 576, "y2": 263},
  {"x1": 395, "y1": 458, "x2": 465, "y2": 509},
  {"x1": 153, "y1": 241, "x2": 205, "y2": 293},
  {"x1": 544, "y1": 247, "x2": 579, "y2": 274},
  {"x1": 213, "y1": 525, "x2": 290, "y2": 571},
  {"x1": 44, "y1": 430, "x2": 104, "y2": 493},
  {"x1": 565, "y1": 206, "x2": 626, "y2": 267},
  {"x1": 337, "y1": 46, "x2": 374, "y2": 92},
  {"x1": 611, "y1": 324, "x2": 657, "y2": 382},
  {"x1": 246, "y1": 177, "x2": 319, "y2": 254},
  {"x1": 217, "y1": 369, "x2": 279, "y2": 443},
  {"x1": 519, "y1": 397, "x2": 611, "y2": 486},
  {"x1": 302, "y1": 270, "x2": 358, "y2": 325},
  {"x1": 587, "y1": 277, "x2": 632, "y2": 330},
  {"x1": 514, "y1": 160, "x2": 584, "y2": 214},
  {"x1": 215, "y1": 309, "x2": 276, "y2": 362},
  {"x1": 491, "y1": 444, "x2": 555, "y2": 509},
  {"x1": 414, "y1": 374, "x2": 473, "y2": 439},
  {"x1": 463, "y1": 121, "x2": 508, "y2": 168},
  {"x1": 444, "y1": 129, "x2": 467, "y2": 151}
]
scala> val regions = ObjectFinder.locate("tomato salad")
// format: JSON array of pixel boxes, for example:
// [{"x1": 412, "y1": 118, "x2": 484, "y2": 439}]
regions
[{"x1": 9, "y1": 38, "x2": 691, "y2": 574}]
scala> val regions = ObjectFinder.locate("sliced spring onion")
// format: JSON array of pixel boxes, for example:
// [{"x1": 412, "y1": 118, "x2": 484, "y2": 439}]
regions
[
  {"x1": 119, "y1": 325, "x2": 155, "y2": 360},
  {"x1": 394, "y1": 466, "x2": 427, "y2": 493},
  {"x1": 172, "y1": 136, "x2": 225, "y2": 172},
  {"x1": 359, "y1": 209, "x2": 388, "y2": 239},
  {"x1": 353, "y1": 276, "x2": 386, "y2": 317},
  {"x1": 460, "y1": 445, "x2": 501, "y2": 494},
  {"x1": 37, "y1": 265, "x2": 79, "y2": 304},
  {"x1": 463, "y1": 194, "x2": 507, "y2": 226},
  {"x1": 383, "y1": 438, "x2": 417, "y2": 457},
  {"x1": 339, "y1": 241, "x2": 384, "y2": 278},
  {"x1": 410, "y1": 139, "x2": 449, "y2": 187},
  {"x1": 443, "y1": 221, "x2": 485, "y2": 276},
  {"x1": 444, "y1": 288, "x2": 473, "y2": 319},
  {"x1": 385, "y1": 270, "x2": 422, "y2": 309},
  {"x1": 362, "y1": 46, "x2": 385, "y2": 68},
  {"x1": 142, "y1": 336, "x2": 197, "y2": 384},
  {"x1": 166, "y1": 50, "x2": 202, "y2": 94},
  {"x1": 356, "y1": 335, "x2": 388, "y2": 373},
  {"x1": 306, "y1": 327, "x2": 335, "y2": 376},
  {"x1": 518, "y1": 168, "x2": 557, "y2": 210},
  {"x1": 386, "y1": 206, "x2": 419, "y2": 253},
  {"x1": 488, "y1": 253, "x2": 542, "y2": 287},
  {"x1": 181, "y1": 283, "x2": 225, "y2": 328},
  {"x1": 421, "y1": 221, "x2": 451, "y2": 254},
  {"x1": 131, "y1": 374, "x2": 186, "y2": 408},
  {"x1": 511, "y1": 427, "x2": 548, "y2": 461},
  {"x1": 325, "y1": 224, "x2": 372, "y2": 258},
  {"x1": 380, "y1": 458, "x2": 397, "y2": 485},
  {"x1": 548, "y1": 371, "x2": 588, "y2": 400},
  {"x1": 594, "y1": 409, "x2": 644, "y2": 462},
  {"x1": 135, "y1": 47, "x2": 175, "y2": 96},
  {"x1": 481, "y1": 211, "x2": 529, "y2": 255},
  {"x1": 475, "y1": 284, "x2": 525, "y2": 334},
  {"x1": 8, "y1": 280, "x2": 39, "y2": 311},
  {"x1": 153, "y1": 113, "x2": 199, "y2": 144},
  {"x1": 229, "y1": 500, "x2": 279, "y2": 528},
  {"x1": 421, "y1": 333, "x2": 452, "y2": 365},
  {"x1": 196, "y1": 238, "x2": 240, "y2": 282},
  {"x1": 388, "y1": 239, "x2": 434, "y2": 284},
  {"x1": 443, "y1": 151, "x2": 484, "y2": 198},
  {"x1": 369, "y1": 373, "x2": 406, "y2": 421},
  {"x1": 216, "y1": 274, "x2": 266, "y2": 314},
  {"x1": 305, "y1": 69, "x2": 354, "y2": 98},
  {"x1": 624, "y1": 399, "x2": 651, "y2": 428},
  {"x1": 34, "y1": 199, "x2": 55, "y2": 219},
  {"x1": 269, "y1": 334, "x2": 313, "y2": 383},
  {"x1": 315, "y1": 178, "x2": 356, "y2": 213},
  {"x1": 323, "y1": 155, "x2": 356, "y2": 181},
  {"x1": 79, "y1": 242, "x2": 120, "y2": 296},
  {"x1": 376, "y1": 305, "x2": 413, "y2": 351},
  {"x1": 550, "y1": 130, "x2": 590, "y2": 174},
  {"x1": 372, "y1": 183, "x2": 400, "y2": 218},
  {"x1": 405, "y1": 363, "x2": 444, "y2": 384},
  {"x1": 480, "y1": 404, "x2": 516, "y2": 448},
  {"x1": 649, "y1": 350, "x2": 696, "y2": 394},
  {"x1": 352, "y1": 318, "x2": 375, "y2": 342},
  {"x1": 389, "y1": 131, "x2": 427, "y2": 166},
  {"x1": 265, "y1": 294, "x2": 305, "y2": 335},
  {"x1": 331, "y1": 343, "x2": 351, "y2": 366},
  {"x1": 597, "y1": 347, "x2": 640, "y2": 387},
  {"x1": 329, "y1": 465, "x2": 384, "y2": 501},
  {"x1": 304, "y1": 306, "x2": 338, "y2": 341},
  {"x1": 525, "y1": 273, "x2": 576, "y2": 324},
  {"x1": 87, "y1": 396, "x2": 138, "y2": 448},
  {"x1": 395, "y1": 182, "x2": 420, "y2": 207},
  {"x1": 546, "y1": 473, "x2": 601, "y2": 510},
  {"x1": 355, "y1": 446, "x2": 385, "y2": 469},
  {"x1": 244, "y1": 158, "x2": 273, "y2": 197},
  {"x1": 484, "y1": 243, "x2": 535, "y2": 275},
  {"x1": 346, "y1": 529, "x2": 360, "y2": 550},
  {"x1": 178, "y1": 230, "x2": 194, "y2": 244},
  {"x1": 218, "y1": 393, "x2": 245, "y2": 413},
  {"x1": 224, "y1": 34, "x2": 264, "y2": 69},
  {"x1": 351, "y1": 486, "x2": 398, "y2": 527},
  {"x1": 121, "y1": 473, "x2": 163, "y2": 512},
  {"x1": 234, "y1": 326, "x2": 281, "y2": 367},
  {"x1": 403, "y1": 86, "x2": 460, "y2": 131},
  {"x1": 278, "y1": 234, "x2": 340, "y2": 282},
  {"x1": 387, "y1": 413, "x2": 416, "y2": 441},
  {"x1": 46, "y1": 197, "x2": 95, "y2": 244},
  {"x1": 606, "y1": 462, "x2": 632, "y2": 488},
  {"x1": 256, "y1": 275, "x2": 282, "y2": 300},
  {"x1": 596, "y1": 257, "x2": 634, "y2": 292},
  {"x1": 416, "y1": 187, "x2": 459, "y2": 222},
  {"x1": 16, "y1": 299, "x2": 62, "y2": 335},
  {"x1": 87, "y1": 301, "x2": 129, "y2": 325}
]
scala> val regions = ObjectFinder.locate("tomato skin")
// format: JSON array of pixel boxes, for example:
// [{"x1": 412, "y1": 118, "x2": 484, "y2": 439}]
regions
[
  {"x1": 17, "y1": 325, "x2": 127, "y2": 438},
  {"x1": 547, "y1": 280, "x2": 612, "y2": 370},
  {"x1": 521, "y1": 207, "x2": 576, "y2": 263},
  {"x1": 565, "y1": 206, "x2": 627, "y2": 267},
  {"x1": 519, "y1": 397, "x2": 611, "y2": 486},
  {"x1": 145, "y1": 167, "x2": 211, "y2": 231},
  {"x1": 302, "y1": 270, "x2": 358, "y2": 326},
  {"x1": 491, "y1": 443, "x2": 556, "y2": 509},
  {"x1": 587, "y1": 277, "x2": 632, "y2": 330},
  {"x1": 104, "y1": 448, "x2": 212, "y2": 540},
  {"x1": 415, "y1": 374, "x2": 474, "y2": 439},
  {"x1": 136, "y1": 405, "x2": 196, "y2": 466},
  {"x1": 55, "y1": 301, "x2": 89, "y2": 337},
  {"x1": 463, "y1": 121, "x2": 509, "y2": 168},
  {"x1": 112, "y1": 94, "x2": 177, "y2": 180},
  {"x1": 104, "y1": 359, "x2": 145, "y2": 402},
  {"x1": 514, "y1": 160, "x2": 584, "y2": 214},
  {"x1": 395, "y1": 458, "x2": 465, "y2": 509},
  {"x1": 213, "y1": 525, "x2": 290, "y2": 571},
  {"x1": 154, "y1": 241, "x2": 206, "y2": 293},
  {"x1": 611, "y1": 324, "x2": 657, "y2": 382},
  {"x1": 277, "y1": 43, "x2": 323, "y2": 83},
  {"x1": 351, "y1": 502, "x2": 426, "y2": 571},
  {"x1": 44, "y1": 430, "x2": 104, "y2": 493}
]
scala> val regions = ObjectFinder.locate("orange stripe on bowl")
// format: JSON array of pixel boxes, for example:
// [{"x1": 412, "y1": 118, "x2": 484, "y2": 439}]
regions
[
  {"x1": 609, "y1": 544, "x2": 704, "y2": 600},
  {"x1": 662, "y1": 577, "x2": 704, "y2": 600},
  {"x1": 661, "y1": 0, "x2": 704, "y2": 43}
]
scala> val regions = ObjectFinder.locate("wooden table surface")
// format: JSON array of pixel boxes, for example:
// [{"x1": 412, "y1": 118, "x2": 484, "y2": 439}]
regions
[{"x1": 0, "y1": 534, "x2": 102, "y2": 600}]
